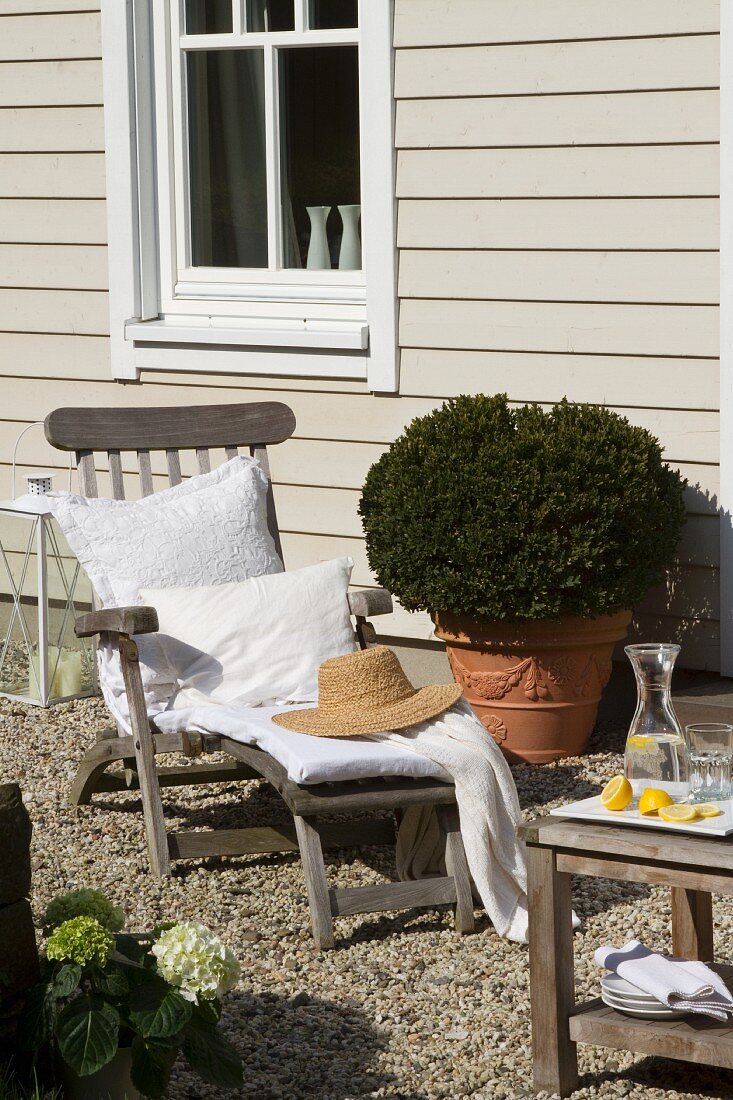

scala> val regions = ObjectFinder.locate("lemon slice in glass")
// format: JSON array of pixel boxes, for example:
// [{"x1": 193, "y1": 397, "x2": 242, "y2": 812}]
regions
[
  {"x1": 658, "y1": 804, "x2": 699, "y2": 823},
  {"x1": 600, "y1": 775, "x2": 633, "y2": 812},
  {"x1": 695, "y1": 804, "x2": 723, "y2": 818}
]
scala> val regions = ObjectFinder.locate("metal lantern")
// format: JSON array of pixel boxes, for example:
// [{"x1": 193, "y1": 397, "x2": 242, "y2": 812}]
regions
[{"x1": 0, "y1": 476, "x2": 95, "y2": 706}]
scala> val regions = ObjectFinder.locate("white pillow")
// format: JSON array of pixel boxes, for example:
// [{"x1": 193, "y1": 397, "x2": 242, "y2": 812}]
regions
[
  {"x1": 48, "y1": 456, "x2": 284, "y2": 720},
  {"x1": 141, "y1": 557, "x2": 357, "y2": 710},
  {"x1": 49, "y1": 456, "x2": 282, "y2": 607}
]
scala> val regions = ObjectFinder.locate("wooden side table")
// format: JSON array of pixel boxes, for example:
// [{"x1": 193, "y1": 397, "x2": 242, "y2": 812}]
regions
[{"x1": 518, "y1": 817, "x2": 733, "y2": 1097}]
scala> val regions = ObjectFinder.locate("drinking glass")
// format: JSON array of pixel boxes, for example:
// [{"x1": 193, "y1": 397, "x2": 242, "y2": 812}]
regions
[{"x1": 685, "y1": 723, "x2": 733, "y2": 802}]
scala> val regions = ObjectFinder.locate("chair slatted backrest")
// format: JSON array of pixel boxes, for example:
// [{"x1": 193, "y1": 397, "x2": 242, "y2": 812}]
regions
[{"x1": 44, "y1": 402, "x2": 297, "y2": 561}]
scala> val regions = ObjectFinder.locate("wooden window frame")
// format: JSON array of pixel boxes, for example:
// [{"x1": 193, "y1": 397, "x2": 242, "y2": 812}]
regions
[{"x1": 101, "y1": 0, "x2": 398, "y2": 390}]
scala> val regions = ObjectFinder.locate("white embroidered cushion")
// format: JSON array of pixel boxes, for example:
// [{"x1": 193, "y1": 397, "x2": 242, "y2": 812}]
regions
[
  {"x1": 48, "y1": 456, "x2": 281, "y2": 606},
  {"x1": 141, "y1": 557, "x2": 357, "y2": 710},
  {"x1": 48, "y1": 456, "x2": 283, "y2": 719}
]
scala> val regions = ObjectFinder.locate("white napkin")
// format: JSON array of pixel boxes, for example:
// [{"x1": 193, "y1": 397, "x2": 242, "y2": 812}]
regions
[{"x1": 595, "y1": 939, "x2": 733, "y2": 1020}]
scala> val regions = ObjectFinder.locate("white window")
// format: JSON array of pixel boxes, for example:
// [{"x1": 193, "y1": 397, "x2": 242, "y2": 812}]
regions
[{"x1": 101, "y1": 0, "x2": 397, "y2": 389}]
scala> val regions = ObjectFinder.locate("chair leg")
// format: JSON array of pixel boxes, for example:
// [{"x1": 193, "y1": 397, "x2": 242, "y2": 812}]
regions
[
  {"x1": 436, "y1": 804, "x2": 475, "y2": 934},
  {"x1": 69, "y1": 738, "x2": 129, "y2": 805},
  {"x1": 293, "y1": 815, "x2": 335, "y2": 950},
  {"x1": 119, "y1": 637, "x2": 171, "y2": 878}
]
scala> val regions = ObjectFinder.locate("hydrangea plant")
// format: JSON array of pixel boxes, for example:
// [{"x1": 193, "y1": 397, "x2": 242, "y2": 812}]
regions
[
  {"x1": 43, "y1": 888, "x2": 124, "y2": 934},
  {"x1": 20, "y1": 891, "x2": 243, "y2": 1098}
]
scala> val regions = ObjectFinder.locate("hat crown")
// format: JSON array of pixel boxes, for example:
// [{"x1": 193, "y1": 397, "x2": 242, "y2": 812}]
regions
[{"x1": 317, "y1": 646, "x2": 416, "y2": 715}]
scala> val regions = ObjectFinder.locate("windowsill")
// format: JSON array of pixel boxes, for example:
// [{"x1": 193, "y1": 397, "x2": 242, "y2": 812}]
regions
[{"x1": 125, "y1": 316, "x2": 369, "y2": 351}]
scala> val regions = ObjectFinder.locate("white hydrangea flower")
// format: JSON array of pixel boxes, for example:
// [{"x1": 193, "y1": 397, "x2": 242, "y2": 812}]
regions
[{"x1": 152, "y1": 921, "x2": 241, "y2": 1003}]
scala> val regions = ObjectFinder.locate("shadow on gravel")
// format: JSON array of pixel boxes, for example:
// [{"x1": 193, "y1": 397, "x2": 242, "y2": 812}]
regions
[
  {"x1": 207, "y1": 990, "x2": 425, "y2": 1100},
  {"x1": 582, "y1": 1054, "x2": 733, "y2": 1099}
]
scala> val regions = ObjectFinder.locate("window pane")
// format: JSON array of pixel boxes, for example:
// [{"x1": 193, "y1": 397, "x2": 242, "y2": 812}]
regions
[
  {"x1": 187, "y1": 50, "x2": 268, "y2": 268},
  {"x1": 309, "y1": 0, "x2": 357, "y2": 29},
  {"x1": 280, "y1": 46, "x2": 360, "y2": 270},
  {"x1": 247, "y1": 0, "x2": 294, "y2": 31},
  {"x1": 185, "y1": 0, "x2": 233, "y2": 34}
]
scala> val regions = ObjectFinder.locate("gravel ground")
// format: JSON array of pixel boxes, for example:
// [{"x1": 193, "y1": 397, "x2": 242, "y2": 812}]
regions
[{"x1": 2, "y1": 694, "x2": 732, "y2": 1100}]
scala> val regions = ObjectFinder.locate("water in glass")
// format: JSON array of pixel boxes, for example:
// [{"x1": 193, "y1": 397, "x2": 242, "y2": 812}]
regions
[
  {"x1": 623, "y1": 643, "x2": 688, "y2": 799},
  {"x1": 686, "y1": 724, "x2": 733, "y2": 802}
]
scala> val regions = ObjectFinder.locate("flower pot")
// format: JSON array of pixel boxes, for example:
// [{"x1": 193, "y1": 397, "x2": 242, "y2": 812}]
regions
[
  {"x1": 59, "y1": 1048, "x2": 140, "y2": 1100},
  {"x1": 433, "y1": 610, "x2": 632, "y2": 763}
]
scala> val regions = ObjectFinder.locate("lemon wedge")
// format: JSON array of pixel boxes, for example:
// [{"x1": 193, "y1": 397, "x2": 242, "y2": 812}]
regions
[
  {"x1": 695, "y1": 804, "x2": 723, "y2": 818},
  {"x1": 626, "y1": 736, "x2": 656, "y2": 749},
  {"x1": 658, "y1": 804, "x2": 699, "y2": 823},
  {"x1": 601, "y1": 775, "x2": 633, "y2": 812},
  {"x1": 638, "y1": 788, "x2": 674, "y2": 816}
]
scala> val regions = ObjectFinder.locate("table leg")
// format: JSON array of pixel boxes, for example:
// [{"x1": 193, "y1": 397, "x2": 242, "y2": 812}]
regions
[
  {"x1": 527, "y1": 845, "x2": 578, "y2": 1098},
  {"x1": 671, "y1": 887, "x2": 714, "y2": 961}
]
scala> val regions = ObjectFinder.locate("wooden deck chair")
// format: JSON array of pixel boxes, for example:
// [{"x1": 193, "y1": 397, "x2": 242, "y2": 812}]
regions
[{"x1": 44, "y1": 403, "x2": 474, "y2": 949}]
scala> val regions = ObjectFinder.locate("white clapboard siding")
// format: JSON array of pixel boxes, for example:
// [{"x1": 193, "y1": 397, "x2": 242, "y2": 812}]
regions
[
  {"x1": 393, "y1": 0, "x2": 720, "y2": 47},
  {"x1": 0, "y1": 373, "x2": 720, "y2": 464},
  {"x1": 629, "y1": 616, "x2": 720, "y2": 671},
  {"x1": 2, "y1": 1, "x2": 99, "y2": 11},
  {"x1": 399, "y1": 251, "x2": 719, "y2": 305},
  {"x1": 0, "y1": 289, "x2": 109, "y2": 335},
  {"x1": 397, "y1": 147, "x2": 719, "y2": 200},
  {"x1": 399, "y1": 350, "x2": 719, "y2": 411},
  {"x1": 396, "y1": 91, "x2": 719, "y2": 149},
  {"x1": 0, "y1": 107, "x2": 104, "y2": 152},
  {"x1": 0, "y1": 154, "x2": 106, "y2": 199},
  {"x1": 397, "y1": 199, "x2": 720, "y2": 251},
  {"x1": 395, "y1": 36, "x2": 719, "y2": 100},
  {"x1": 680, "y1": 467, "x2": 720, "y2": 516},
  {"x1": 641, "y1": 567, "x2": 719, "y2": 622},
  {"x1": 0, "y1": 333, "x2": 110, "y2": 376},
  {"x1": 400, "y1": 300, "x2": 719, "y2": 360},
  {"x1": 0, "y1": 61, "x2": 102, "y2": 107},
  {"x1": 0, "y1": 199, "x2": 107, "y2": 244},
  {"x1": 0, "y1": 13, "x2": 100, "y2": 62},
  {"x1": 0, "y1": 244, "x2": 108, "y2": 290}
]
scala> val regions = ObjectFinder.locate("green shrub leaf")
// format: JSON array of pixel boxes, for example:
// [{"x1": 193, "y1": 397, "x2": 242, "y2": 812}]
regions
[
  {"x1": 181, "y1": 1017, "x2": 243, "y2": 1089},
  {"x1": 56, "y1": 995, "x2": 119, "y2": 1077},
  {"x1": 130, "y1": 1035, "x2": 178, "y2": 1098},
  {"x1": 129, "y1": 984, "x2": 192, "y2": 1039}
]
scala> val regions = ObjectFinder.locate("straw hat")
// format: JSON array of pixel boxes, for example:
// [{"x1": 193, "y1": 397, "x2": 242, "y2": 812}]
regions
[{"x1": 271, "y1": 645, "x2": 463, "y2": 737}]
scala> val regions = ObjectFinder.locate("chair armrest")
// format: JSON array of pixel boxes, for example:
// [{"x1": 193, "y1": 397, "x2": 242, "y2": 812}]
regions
[
  {"x1": 75, "y1": 606, "x2": 159, "y2": 639},
  {"x1": 348, "y1": 588, "x2": 393, "y2": 618}
]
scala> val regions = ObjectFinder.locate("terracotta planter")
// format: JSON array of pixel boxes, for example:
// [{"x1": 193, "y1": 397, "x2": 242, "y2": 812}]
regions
[
  {"x1": 434, "y1": 610, "x2": 632, "y2": 764},
  {"x1": 59, "y1": 1047, "x2": 140, "y2": 1100}
]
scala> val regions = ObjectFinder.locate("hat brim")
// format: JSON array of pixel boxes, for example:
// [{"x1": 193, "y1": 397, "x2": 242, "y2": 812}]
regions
[{"x1": 270, "y1": 683, "x2": 463, "y2": 737}]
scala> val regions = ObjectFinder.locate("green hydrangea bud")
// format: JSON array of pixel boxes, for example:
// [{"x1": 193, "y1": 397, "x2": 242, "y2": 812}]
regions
[
  {"x1": 44, "y1": 889, "x2": 124, "y2": 933},
  {"x1": 46, "y1": 916, "x2": 116, "y2": 968}
]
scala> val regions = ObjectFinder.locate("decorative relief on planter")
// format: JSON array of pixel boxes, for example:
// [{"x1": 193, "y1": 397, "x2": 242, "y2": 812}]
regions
[
  {"x1": 448, "y1": 651, "x2": 549, "y2": 702},
  {"x1": 481, "y1": 714, "x2": 508, "y2": 745},
  {"x1": 574, "y1": 654, "x2": 613, "y2": 698}
]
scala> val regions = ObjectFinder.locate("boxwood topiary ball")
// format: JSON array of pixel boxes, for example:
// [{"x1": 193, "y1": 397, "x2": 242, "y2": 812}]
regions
[{"x1": 358, "y1": 394, "x2": 687, "y2": 622}]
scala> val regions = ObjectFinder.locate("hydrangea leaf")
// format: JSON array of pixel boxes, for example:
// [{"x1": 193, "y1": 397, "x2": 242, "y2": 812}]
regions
[
  {"x1": 56, "y1": 995, "x2": 120, "y2": 1077},
  {"x1": 181, "y1": 1017, "x2": 243, "y2": 1089},
  {"x1": 129, "y1": 984, "x2": 193, "y2": 1039},
  {"x1": 130, "y1": 1035, "x2": 178, "y2": 1099}
]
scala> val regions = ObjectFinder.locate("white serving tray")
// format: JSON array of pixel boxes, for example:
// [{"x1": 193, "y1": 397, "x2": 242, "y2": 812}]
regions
[{"x1": 550, "y1": 794, "x2": 733, "y2": 837}]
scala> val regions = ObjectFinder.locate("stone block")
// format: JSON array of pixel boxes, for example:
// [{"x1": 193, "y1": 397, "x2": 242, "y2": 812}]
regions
[
  {"x1": 0, "y1": 783, "x2": 32, "y2": 904},
  {"x1": 0, "y1": 899, "x2": 39, "y2": 1002}
]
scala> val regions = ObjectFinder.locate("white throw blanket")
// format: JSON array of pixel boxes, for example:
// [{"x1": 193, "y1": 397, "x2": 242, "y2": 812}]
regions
[
  {"x1": 367, "y1": 699, "x2": 529, "y2": 943},
  {"x1": 596, "y1": 940, "x2": 733, "y2": 1020},
  {"x1": 146, "y1": 698, "x2": 532, "y2": 942}
]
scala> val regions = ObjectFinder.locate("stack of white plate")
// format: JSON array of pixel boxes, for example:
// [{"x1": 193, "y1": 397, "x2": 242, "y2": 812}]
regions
[{"x1": 601, "y1": 973, "x2": 689, "y2": 1020}]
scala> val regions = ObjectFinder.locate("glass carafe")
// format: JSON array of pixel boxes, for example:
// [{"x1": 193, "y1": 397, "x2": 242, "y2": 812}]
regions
[{"x1": 624, "y1": 643, "x2": 688, "y2": 798}]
